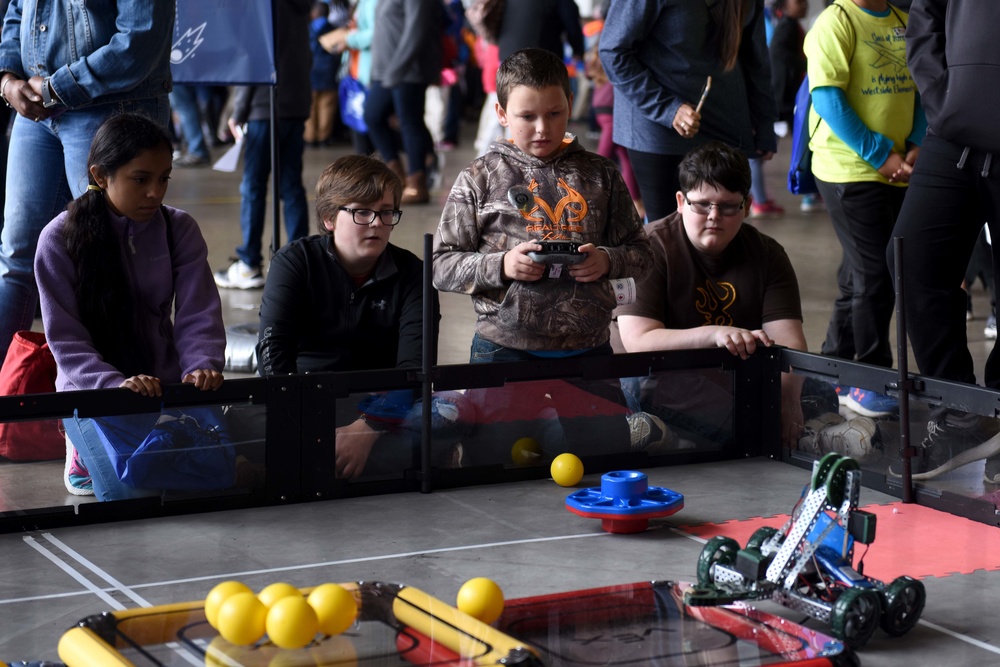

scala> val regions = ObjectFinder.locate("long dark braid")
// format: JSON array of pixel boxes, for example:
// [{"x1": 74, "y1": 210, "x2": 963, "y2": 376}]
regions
[{"x1": 62, "y1": 113, "x2": 172, "y2": 377}]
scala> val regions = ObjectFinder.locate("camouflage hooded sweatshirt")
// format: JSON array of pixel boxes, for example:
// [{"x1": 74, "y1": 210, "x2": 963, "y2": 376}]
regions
[{"x1": 433, "y1": 135, "x2": 653, "y2": 352}]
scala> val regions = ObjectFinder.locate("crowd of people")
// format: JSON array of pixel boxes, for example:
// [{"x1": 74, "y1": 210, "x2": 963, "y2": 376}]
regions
[{"x1": 0, "y1": 0, "x2": 997, "y2": 499}]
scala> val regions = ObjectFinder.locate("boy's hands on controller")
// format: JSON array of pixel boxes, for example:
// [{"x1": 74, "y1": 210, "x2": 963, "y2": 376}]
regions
[
  {"x1": 502, "y1": 242, "x2": 547, "y2": 282},
  {"x1": 183, "y1": 369, "x2": 224, "y2": 391},
  {"x1": 568, "y1": 243, "x2": 610, "y2": 282}
]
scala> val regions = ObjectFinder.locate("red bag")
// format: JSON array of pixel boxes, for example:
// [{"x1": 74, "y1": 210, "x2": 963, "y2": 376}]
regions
[{"x1": 0, "y1": 331, "x2": 64, "y2": 461}]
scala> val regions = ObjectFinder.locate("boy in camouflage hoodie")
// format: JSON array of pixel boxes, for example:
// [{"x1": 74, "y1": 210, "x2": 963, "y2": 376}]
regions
[
  {"x1": 433, "y1": 48, "x2": 652, "y2": 360},
  {"x1": 432, "y1": 48, "x2": 654, "y2": 465}
]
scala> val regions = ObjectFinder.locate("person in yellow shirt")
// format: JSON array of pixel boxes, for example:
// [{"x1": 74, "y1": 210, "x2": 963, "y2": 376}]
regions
[{"x1": 804, "y1": 0, "x2": 925, "y2": 418}]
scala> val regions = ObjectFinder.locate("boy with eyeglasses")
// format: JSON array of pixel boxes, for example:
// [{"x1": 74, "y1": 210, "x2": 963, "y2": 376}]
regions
[
  {"x1": 615, "y1": 142, "x2": 877, "y2": 459},
  {"x1": 257, "y1": 155, "x2": 463, "y2": 479}
]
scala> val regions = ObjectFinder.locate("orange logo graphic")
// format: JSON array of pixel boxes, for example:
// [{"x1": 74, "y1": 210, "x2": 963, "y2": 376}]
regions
[
  {"x1": 696, "y1": 280, "x2": 736, "y2": 326},
  {"x1": 519, "y1": 178, "x2": 588, "y2": 239}
]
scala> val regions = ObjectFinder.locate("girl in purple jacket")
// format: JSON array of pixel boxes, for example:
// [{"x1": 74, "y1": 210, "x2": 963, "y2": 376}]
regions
[{"x1": 34, "y1": 113, "x2": 226, "y2": 500}]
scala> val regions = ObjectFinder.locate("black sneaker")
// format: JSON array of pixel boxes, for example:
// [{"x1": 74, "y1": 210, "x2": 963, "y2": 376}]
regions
[{"x1": 889, "y1": 410, "x2": 996, "y2": 478}]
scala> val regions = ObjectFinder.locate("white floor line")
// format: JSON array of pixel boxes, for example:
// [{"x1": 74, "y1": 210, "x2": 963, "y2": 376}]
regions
[
  {"x1": 4, "y1": 530, "x2": 613, "y2": 604},
  {"x1": 918, "y1": 619, "x2": 1000, "y2": 655},
  {"x1": 43, "y1": 532, "x2": 152, "y2": 607},
  {"x1": 21, "y1": 535, "x2": 123, "y2": 610}
]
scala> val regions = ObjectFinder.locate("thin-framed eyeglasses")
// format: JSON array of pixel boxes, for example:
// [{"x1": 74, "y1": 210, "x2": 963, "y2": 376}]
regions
[
  {"x1": 683, "y1": 196, "x2": 746, "y2": 217},
  {"x1": 339, "y1": 206, "x2": 403, "y2": 226}
]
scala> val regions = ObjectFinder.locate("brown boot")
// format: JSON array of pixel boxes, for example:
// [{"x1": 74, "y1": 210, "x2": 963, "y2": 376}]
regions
[
  {"x1": 386, "y1": 159, "x2": 406, "y2": 184},
  {"x1": 401, "y1": 171, "x2": 429, "y2": 205}
]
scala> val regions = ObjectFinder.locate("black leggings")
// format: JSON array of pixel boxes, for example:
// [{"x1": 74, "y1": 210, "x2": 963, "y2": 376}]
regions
[{"x1": 626, "y1": 149, "x2": 684, "y2": 222}]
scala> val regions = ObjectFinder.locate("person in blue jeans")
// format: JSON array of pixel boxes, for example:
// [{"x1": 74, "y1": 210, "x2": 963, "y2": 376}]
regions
[
  {"x1": 170, "y1": 84, "x2": 212, "y2": 167},
  {"x1": 0, "y1": 0, "x2": 175, "y2": 366},
  {"x1": 365, "y1": 0, "x2": 442, "y2": 205},
  {"x1": 215, "y1": 0, "x2": 313, "y2": 290}
]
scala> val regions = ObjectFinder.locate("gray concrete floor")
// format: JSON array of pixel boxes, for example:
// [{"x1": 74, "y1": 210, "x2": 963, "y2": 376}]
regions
[
  {"x1": 2, "y1": 458, "x2": 999, "y2": 665},
  {"x1": 2, "y1": 120, "x2": 1000, "y2": 664}
]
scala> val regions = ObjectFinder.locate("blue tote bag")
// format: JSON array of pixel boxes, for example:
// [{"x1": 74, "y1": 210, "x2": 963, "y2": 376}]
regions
[
  {"x1": 93, "y1": 406, "x2": 236, "y2": 491},
  {"x1": 339, "y1": 75, "x2": 368, "y2": 133}
]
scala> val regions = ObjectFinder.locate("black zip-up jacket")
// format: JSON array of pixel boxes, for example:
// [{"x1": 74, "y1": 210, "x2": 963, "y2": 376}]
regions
[
  {"x1": 256, "y1": 236, "x2": 435, "y2": 376},
  {"x1": 906, "y1": 0, "x2": 1000, "y2": 152}
]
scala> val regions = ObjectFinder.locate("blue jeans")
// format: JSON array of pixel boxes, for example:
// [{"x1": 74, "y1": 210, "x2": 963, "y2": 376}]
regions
[
  {"x1": 365, "y1": 81, "x2": 432, "y2": 175},
  {"x1": 463, "y1": 334, "x2": 630, "y2": 464},
  {"x1": 169, "y1": 84, "x2": 210, "y2": 159},
  {"x1": 237, "y1": 118, "x2": 309, "y2": 268},
  {"x1": 63, "y1": 413, "x2": 159, "y2": 502},
  {"x1": 749, "y1": 157, "x2": 769, "y2": 203},
  {"x1": 0, "y1": 97, "x2": 169, "y2": 362}
]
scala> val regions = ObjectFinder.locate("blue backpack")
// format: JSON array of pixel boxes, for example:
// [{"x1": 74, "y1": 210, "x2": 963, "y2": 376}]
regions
[{"x1": 786, "y1": 75, "x2": 819, "y2": 196}]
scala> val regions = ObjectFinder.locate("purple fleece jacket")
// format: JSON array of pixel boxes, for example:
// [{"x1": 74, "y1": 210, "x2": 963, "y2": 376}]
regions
[{"x1": 34, "y1": 206, "x2": 225, "y2": 392}]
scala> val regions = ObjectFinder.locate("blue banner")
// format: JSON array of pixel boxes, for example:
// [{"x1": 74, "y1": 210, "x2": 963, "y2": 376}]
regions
[{"x1": 171, "y1": 0, "x2": 275, "y2": 85}]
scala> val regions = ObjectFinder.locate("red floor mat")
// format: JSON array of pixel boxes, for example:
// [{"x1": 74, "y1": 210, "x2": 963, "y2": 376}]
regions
[{"x1": 677, "y1": 502, "x2": 1000, "y2": 580}]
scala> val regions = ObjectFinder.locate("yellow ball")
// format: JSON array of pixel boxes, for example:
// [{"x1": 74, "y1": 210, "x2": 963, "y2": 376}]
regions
[
  {"x1": 550, "y1": 453, "x2": 584, "y2": 487},
  {"x1": 205, "y1": 581, "x2": 253, "y2": 630},
  {"x1": 217, "y1": 591, "x2": 267, "y2": 646},
  {"x1": 258, "y1": 582, "x2": 301, "y2": 609},
  {"x1": 511, "y1": 437, "x2": 542, "y2": 466},
  {"x1": 266, "y1": 595, "x2": 319, "y2": 650},
  {"x1": 456, "y1": 577, "x2": 505, "y2": 625},
  {"x1": 307, "y1": 583, "x2": 358, "y2": 636}
]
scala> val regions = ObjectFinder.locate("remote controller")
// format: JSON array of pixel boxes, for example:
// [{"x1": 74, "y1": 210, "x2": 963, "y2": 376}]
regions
[{"x1": 527, "y1": 240, "x2": 585, "y2": 265}]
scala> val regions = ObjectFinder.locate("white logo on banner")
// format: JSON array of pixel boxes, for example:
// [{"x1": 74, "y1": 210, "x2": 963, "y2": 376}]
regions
[{"x1": 171, "y1": 23, "x2": 206, "y2": 64}]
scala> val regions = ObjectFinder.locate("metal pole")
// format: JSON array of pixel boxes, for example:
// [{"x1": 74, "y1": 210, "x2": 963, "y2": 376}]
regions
[
  {"x1": 269, "y1": 85, "x2": 281, "y2": 259},
  {"x1": 421, "y1": 233, "x2": 433, "y2": 493},
  {"x1": 894, "y1": 236, "x2": 913, "y2": 503}
]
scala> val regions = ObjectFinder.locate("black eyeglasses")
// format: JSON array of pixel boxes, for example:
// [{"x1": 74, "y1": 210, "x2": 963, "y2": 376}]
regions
[
  {"x1": 684, "y1": 196, "x2": 746, "y2": 217},
  {"x1": 339, "y1": 207, "x2": 402, "y2": 226}
]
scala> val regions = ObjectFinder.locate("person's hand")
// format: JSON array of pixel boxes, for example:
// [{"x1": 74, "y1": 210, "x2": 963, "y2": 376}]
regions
[
  {"x1": 888, "y1": 147, "x2": 920, "y2": 183},
  {"x1": 2, "y1": 75, "x2": 50, "y2": 122},
  {"x1": 182, "y1": 369, "x2": 224, "y2": 391},
  {"x1": 672, "y1": 103, "x2": 701, "y2": 139},
  {"x1": 323, "y1": 27, "x2": 350, "y2": 53},
  {"x1": 890, "y1": 161, "x2": 914, "y2": 183},
  {"x1": 335, "y1": 418, "x2": 382, "y2": 479},
  {"x1": 120, "y1": 374, "x2": 163, "y2": 397},
  {"x1": 757, "y1": 150, "x2": 775, "y2": 161},
  {"x1": 502, "y1": 242, "x2": 547, "y2": 282},
  {"x1": 227, "y1": 118, "x2": 245, "y2": 143},
  {"x1": 879, "y1": 152, "x2": 908, "y2": 182},
  {"x1": 568, "y1": 243, "x2": 610, "y2": 282},
  {"x1": 710, "y1": 326, "x2": 773, "y2": 360}
]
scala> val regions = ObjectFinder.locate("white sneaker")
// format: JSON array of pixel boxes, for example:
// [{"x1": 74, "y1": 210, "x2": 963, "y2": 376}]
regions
[
  {"x1": 799, "y1": 412, "x2": 882, "y2": 464},
  {"x1": 627, "y1": 412, "x2": 679, "y2": 453},
  {"x1": 214, "y1": 260, "x2": 265, "y2": 289}
]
